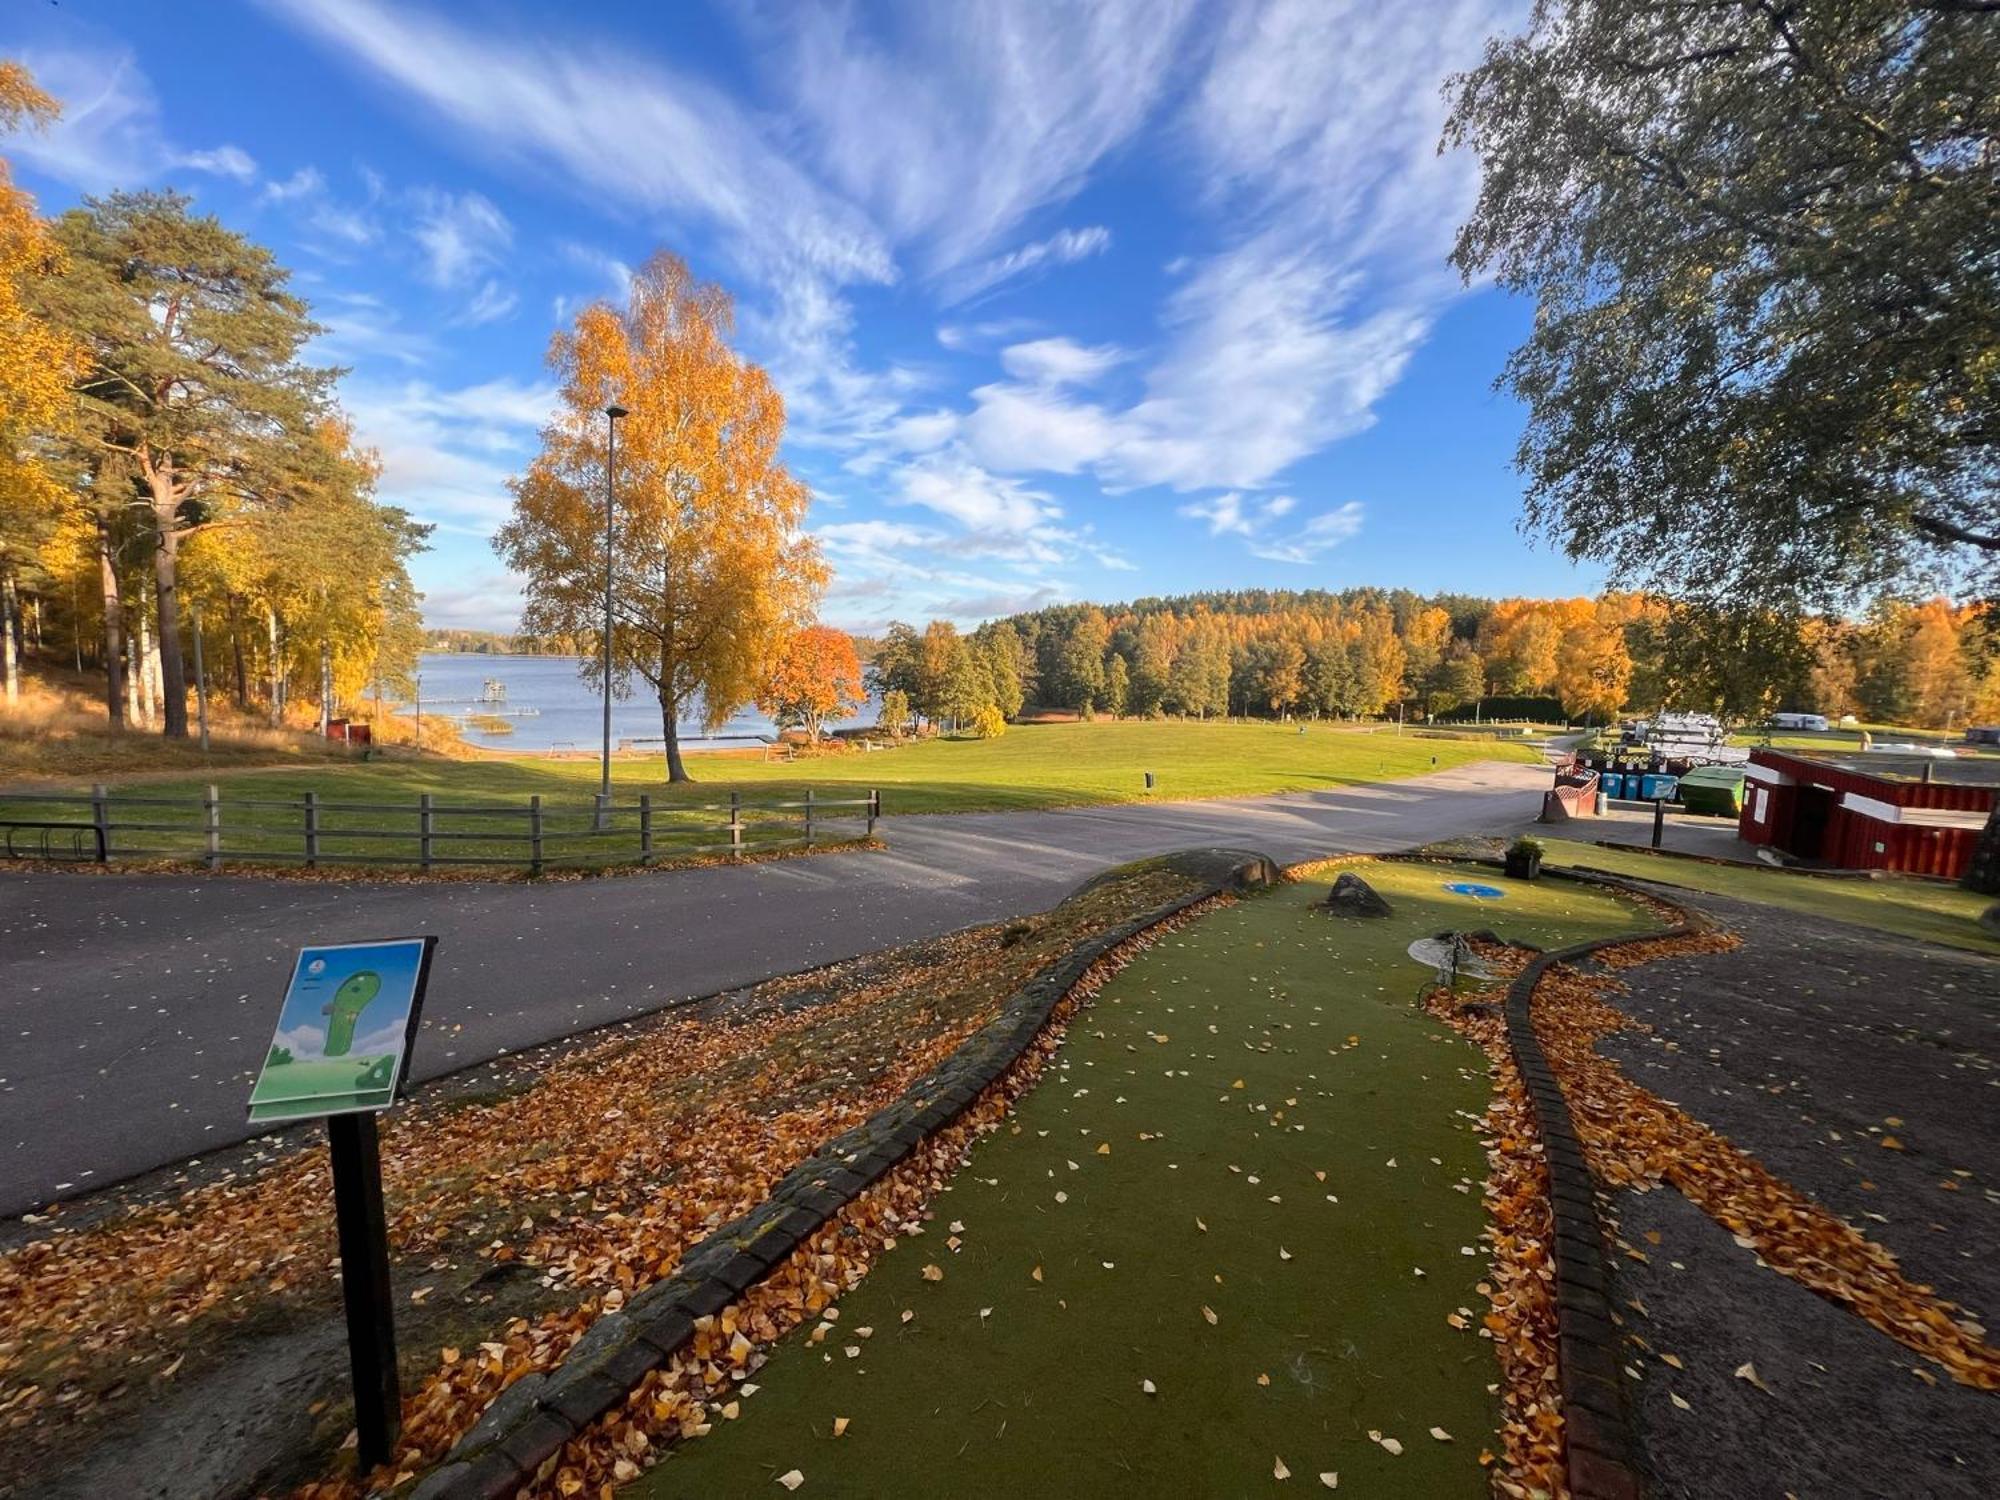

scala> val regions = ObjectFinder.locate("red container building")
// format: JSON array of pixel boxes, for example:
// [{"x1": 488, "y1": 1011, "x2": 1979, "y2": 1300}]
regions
[{"x1": 1738, "y1": 749, "x2": 1997, "y2": 879}]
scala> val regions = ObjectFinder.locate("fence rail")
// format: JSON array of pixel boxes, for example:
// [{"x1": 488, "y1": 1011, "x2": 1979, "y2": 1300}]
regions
[{"x1": 0, "y1": 785, "x2": 880, "y2": 875}]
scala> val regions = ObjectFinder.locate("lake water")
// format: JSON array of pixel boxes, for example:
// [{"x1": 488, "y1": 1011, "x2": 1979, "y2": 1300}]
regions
[{"x1": 408, "y1": 652, "x2": 878, "y2": 752}]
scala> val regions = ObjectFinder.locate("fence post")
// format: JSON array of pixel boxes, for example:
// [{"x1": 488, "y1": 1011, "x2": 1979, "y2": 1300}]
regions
[
  {"x1": 639, "y1": 794, "x2": 653, "y2": 865},
  {"x1": 204, "y1": 784, "x2": 221, "y2": 871},
  {"x1": 419, "y1": 793, "x2": 434, "y2": 872},
  {"x1": 867, "y1": 788, "x2": 879, "y2": 839},
  {"x1": 804, "y1": 788, "x2": 815, "y2": 848},
  {"x1": 729, "y1": 790, "x2": 742, "y2": 859},
  {"x1": 304, "y1": 791, "x2": 320, "y2": 869},
  {"x1": 90, "y1": 783, "x2": 110, "y2": 863},
  {"x1": 529, "y1": 795, "x2": 544, "y2": 877}
]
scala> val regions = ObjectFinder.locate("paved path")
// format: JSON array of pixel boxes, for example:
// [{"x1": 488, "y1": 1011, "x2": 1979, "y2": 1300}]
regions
[{"x1": 0, "y1": 761, "x2": 1546, "y2": 1217}]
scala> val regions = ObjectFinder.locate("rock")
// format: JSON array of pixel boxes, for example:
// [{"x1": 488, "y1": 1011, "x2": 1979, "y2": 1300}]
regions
[
  {"x1": 1324, "y1": 872, "x2": 1392, "y2": 918},
  {"x1": 1980, "y1": 902, "x2": 2000, "y2": 939}
]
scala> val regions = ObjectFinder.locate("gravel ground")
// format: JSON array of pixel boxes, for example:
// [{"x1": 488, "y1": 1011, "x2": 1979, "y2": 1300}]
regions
[{"x1": 1594, "y1": 887, "x2": 1999, "y2": 1498}]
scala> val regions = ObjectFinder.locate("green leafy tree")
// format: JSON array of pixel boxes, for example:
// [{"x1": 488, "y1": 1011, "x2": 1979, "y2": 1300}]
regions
[
  {"x1": 38, "y1": 191, "x2": 334, "y2": 737},
  {"x1": 974, "y1": 623, "x2": 1024, "y2": 719},
  {"x1": 1445, "y1": 1, "x2": 2000, "y2": 603},
  {"x1": 1431, "y1": 642, "x2": 1486, "y2": 716},
  {"x1": 1103, "y1": 651, "x2": 1130, "y2": 718},
  {"x1": 1058, "y1": 605, "x2": 1109, "y2": 713},
  {"x1": 878, "y1": 687, "x2": 911, "y2": 736}
]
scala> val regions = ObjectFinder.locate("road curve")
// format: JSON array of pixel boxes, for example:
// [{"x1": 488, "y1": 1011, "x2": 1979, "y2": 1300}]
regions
[{"x1": 0, "y1": 760, "x2": 1546, "y2": 1217}]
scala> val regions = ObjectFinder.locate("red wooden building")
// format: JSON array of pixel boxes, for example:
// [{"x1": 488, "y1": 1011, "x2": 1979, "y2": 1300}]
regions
[{"x1": 1738, "y1": 749, "x2": 1997, "y2": 879}]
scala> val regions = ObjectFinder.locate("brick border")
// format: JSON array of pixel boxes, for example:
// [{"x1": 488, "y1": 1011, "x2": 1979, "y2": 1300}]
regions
[
  {"x1": 407, "y1": 849, "x2": 1280, "y2": 1500},
  {"x1": 1498, "y1": 879, "x2": 1705, "y2": 1500}
]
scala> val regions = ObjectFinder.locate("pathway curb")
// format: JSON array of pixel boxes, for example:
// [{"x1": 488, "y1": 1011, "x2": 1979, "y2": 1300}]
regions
[
  {"x1": 1497, "y1": 880, "x2": 1706, "y2": 1500},
  {"x1": 406, "y1": 848, "x2": 1281, "y2": 1500}
]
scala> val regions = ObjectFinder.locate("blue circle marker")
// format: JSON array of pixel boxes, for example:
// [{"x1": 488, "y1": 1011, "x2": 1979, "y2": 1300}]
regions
[{"x1": 1444, "y1": 881, "x2": 1507, "y2": 900}]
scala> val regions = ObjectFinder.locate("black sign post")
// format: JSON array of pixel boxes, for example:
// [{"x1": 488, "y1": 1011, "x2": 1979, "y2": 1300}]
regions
[
  {"x1": 247, "y1": 933, "x2": 437, "y2": 1477},
  {"x1": 329, "y1": 1110, "x2": 400, "y2": 1470}
]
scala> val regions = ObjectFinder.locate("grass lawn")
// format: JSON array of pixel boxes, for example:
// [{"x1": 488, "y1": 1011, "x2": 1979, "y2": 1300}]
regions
[
  {"x1": 1536, "y1": 838, "x2": 2000, "y2": 955},
  {"x1": 0, "y1": 721, "x2": 1538, "y2": 866},
  {"x1": 631, "y1": 861, "x2": 1653, "y2": 1498}
]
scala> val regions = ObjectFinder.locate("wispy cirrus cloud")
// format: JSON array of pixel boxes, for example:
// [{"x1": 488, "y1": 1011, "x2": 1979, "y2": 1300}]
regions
[
  {"x1": 10, "y1": 45, "x2": 257, "y2": 191},
  {"x1": 945, "y1": 226, "x2": 1112, "y2": 305}
]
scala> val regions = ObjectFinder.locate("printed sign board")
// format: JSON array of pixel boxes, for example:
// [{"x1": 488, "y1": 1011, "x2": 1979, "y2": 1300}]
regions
[{"x1": 247, "y1": 936, "x2": 436, "y2": 1124}]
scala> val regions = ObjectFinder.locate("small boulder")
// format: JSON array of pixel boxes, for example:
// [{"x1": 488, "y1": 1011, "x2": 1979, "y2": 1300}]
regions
[
  {"x1": 1980, "y1": 902, "x2": 2000, "y2": 940},
  {"x1": 1324, "y1": 872, "x2": 1392, "y2": 918}
]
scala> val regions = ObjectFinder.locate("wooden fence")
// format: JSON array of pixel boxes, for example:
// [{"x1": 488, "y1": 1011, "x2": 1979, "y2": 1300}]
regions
[{"x1": 0, "y1": 786, "x2": 880, "y2": 874}]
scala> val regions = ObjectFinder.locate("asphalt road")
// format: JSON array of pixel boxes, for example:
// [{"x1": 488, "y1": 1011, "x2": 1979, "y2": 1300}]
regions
[{"x1": 0, "y1": 760, "x2": 1547, "y2": 1218}]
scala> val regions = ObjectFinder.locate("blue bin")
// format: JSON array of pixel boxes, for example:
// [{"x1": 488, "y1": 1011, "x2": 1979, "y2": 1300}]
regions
[
  {"x1": 1599, "y1": 771, "x2": 1624, "y2": 798},
  {"x1": 1641, "y1": 773, "x2": 1679, "y2": 801}
]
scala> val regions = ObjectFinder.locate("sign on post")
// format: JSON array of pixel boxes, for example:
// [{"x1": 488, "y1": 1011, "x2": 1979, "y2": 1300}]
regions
[
  {"x1": 249, "y1": 935, "x2": 436, "y2": 1473},
  {"x1": 249, "y1": 938, "x2": 435, "y2": 1123}
]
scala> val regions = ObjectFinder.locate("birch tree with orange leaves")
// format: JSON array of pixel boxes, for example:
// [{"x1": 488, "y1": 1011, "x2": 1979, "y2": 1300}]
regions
[{"x1": 497, "y1": 252, "x2": 823, "y2": 781}]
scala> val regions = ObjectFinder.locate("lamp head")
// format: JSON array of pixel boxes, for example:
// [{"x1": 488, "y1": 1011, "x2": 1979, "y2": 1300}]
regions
[{"x1": 605, "y1": 404, "x2": 629, "y2": 420}]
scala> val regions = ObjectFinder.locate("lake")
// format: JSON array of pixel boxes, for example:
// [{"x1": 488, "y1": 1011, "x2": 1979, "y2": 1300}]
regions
[{"x1": 408, "y1": 652, "x2": 880, "y2": 753}]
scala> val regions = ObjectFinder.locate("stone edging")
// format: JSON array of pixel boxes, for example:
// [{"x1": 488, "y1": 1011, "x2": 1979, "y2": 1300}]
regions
[
  {"x1": 407, "y1": 849, "x2": 1281, "y2": 1500},
  {"x1": 1502, "y1": 894, "x2": 1704, "y2": 1500}
]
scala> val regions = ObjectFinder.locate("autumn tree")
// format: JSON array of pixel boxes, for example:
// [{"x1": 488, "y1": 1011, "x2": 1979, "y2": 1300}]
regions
[
  {"x1": 1103, "y1": 651, "x2": 1130, "y2": 718},
  {"x1": 34, "y1": 191, "x2": 336, "y2": 737},
  {"x1": 497, "y1": 252, "x2": 822, "y2": 781},
  {"x1": 758, "y1": 623, "x2": 864, "y2": 742},
  {"x1": 0, "y1": 63, "x2": 81, "y2": 704},
  {"x1": 1447, "y1": 1, "x2": 2000, "y2": 603}
]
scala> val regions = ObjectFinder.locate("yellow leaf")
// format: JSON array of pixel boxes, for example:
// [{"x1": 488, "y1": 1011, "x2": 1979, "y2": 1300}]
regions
[
  {"x1": 1257, "y1": 1372, "x2": 1271, "y2": 1387},
  {"x1": 777, "y1": 1471, "x2": 804, "y2": 1492},
  {"x1": 833, "y1": 1416, "x2": 850, "y2": 1438},
  {"x1": 1202, "y1": 1305, "x2": 1219, "y2": 1325},
  {"x1": 1097, "y1": 1143, "x2": 1112, "y2": 1156},
  {"x1": 1318, "y1": 1474, "x2": 1339, "y2": 1489},
  {"x1": 1031, "y1": 1265, "x2": 1043, "y2": 1282},
  {"x1": 921, "y1": 1264, "x2": 944, "y2": 1282},
  {"x1": 1141, "y1": 1378, "x2": 1157, "y2": 1395},
  {"x1": 1274, "y1": 1456, "x2": 1291, "y2": 1480},
  {"x1": 1429, "y1": 1426, "x2": 1452, "y2": 1442}
]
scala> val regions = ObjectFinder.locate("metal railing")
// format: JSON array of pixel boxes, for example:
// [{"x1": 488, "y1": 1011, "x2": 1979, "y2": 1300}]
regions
[{"x1": 0, "y1": 786, "x2": 880, "y2": 874}]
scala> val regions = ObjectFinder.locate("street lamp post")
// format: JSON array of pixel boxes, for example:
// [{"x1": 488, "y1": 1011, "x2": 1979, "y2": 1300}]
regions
[{"x1": 596, "y1": 403, "x2": 629, "y2": 831}]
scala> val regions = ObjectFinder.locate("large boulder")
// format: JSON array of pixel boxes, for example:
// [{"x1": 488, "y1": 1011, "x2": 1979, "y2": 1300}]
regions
[{"x1": 1324, "y1": 872, "x2": 1392, "y2": 918}]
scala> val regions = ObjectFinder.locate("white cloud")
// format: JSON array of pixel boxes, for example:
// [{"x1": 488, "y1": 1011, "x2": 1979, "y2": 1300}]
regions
[
  {"x1": 1247, "y1": 502, "x2": 1367, "y2": 564},
  {"x1": 11, "y1": 46, "x2": 258, "y2": 191},
  {"x1": 179, "y1": 144, "x2": 257, "y2": 181},
  {"x1": 766, "y1": 2, "x2": 1192, "y2": 275},
  {"x1": 999, "y1": 337, "x2": 1123, "y2": 387},
  {"x1": 947, "y1": 226, "x2": 1112, "y2": 304},
  {"x1": 261, "y1": 0, "x2": 892, "y2": 287},
  {"x1": 339, "y1": 376, "x2": 555, "y2": 527},
  {"x1": 261, "y1": 165, "x2": 381, "y2": 248},
  {"x1": 411, "y1": 188, "x2": 511, "y2": 287},
  {"x1": 1177, "y1": 492, "x2": 1363, "y2": 564},
  {"x1": 962, "y1": 382, "x2": 1116, "y2": 476}
]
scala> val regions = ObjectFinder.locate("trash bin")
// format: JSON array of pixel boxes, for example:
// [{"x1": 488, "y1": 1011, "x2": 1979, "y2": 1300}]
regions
[
  {"x1": 1599, "y1": 771, "x2": 1624, "y2": 799},
  {"x1": 1641, "y1": 773, "x2": 1679, "y2": 801}
]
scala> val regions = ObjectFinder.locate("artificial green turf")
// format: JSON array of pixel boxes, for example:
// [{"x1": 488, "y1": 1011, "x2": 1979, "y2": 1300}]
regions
[
  {"x1": 1, "y1": 720, "x2": 1536, "y2": 864},
  {"x1": 628, "y1": 861, "x2": 1653, "y2": 1499},
  {"x1": 1537, "y1": 837, "x2": 2000, "y2": 955}
]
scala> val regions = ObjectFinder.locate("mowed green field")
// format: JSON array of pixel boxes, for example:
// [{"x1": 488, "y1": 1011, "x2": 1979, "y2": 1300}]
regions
[
  {"x1": 1538, "y1": 838, "x2": 2000, "y2": 955},
  {"x1": 631, "y1": 861, "x2": 1653, "y2": 1499},
  {"x1": 8, "y1": 719, "x2": 1539, "y2": 824}
]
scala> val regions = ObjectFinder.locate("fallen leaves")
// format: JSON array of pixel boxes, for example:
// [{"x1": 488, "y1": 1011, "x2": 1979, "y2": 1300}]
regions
[
  {"x1": 920, "y1": 1264, "x2": 944, "y2": 1283},
  {"x1": 776, "y1": 1469, "x2": 804, "y2": 1491},
  {"x1": 1273, "y1": 1456, "x2": 1291, "y2": 1480},
  {"x1": 1734, "y1": 1361, "x2": 1774, "y2": 1395},
  {"x1": 1201, "y1": 1305, "x2": 1219, "y2": 1326}
]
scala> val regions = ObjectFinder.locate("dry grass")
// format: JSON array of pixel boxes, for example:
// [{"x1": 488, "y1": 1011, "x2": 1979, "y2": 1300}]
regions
[{"x1": 0, "y1": 674, "x2": 465, "y2": 787}]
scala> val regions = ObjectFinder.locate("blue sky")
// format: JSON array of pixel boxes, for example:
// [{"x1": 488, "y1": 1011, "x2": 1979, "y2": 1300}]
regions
[{"x1": 3, "y1": 0, "x2": 1605, "y2": 634}]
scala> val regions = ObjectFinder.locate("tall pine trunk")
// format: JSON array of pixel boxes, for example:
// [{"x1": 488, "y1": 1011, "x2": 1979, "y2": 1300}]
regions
[
  {"x1": 267, "y1": 606, "x2": 285, "y2": 725},
  {"x1": 231, "y1": 613, "x2": 248, "y2": 709},
  {"x1": 1, "y1": 569, "x2": 19, "y2": 705},
  {"x1": 148, "y1": 476, "x2": 190, "y2": 739},
  {"x1": 96, "y1": 516, "x2": 126, "y2": 731}
]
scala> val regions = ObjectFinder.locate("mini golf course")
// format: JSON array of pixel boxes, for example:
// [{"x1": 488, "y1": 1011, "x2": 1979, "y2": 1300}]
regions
[{"x1": 630, "y1": 861, "x2": 1653, "y2": 1497}]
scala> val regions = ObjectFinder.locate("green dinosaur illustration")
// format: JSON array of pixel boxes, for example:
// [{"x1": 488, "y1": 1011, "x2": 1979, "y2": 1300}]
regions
[{"x1": 321, "y1": 970, "x2": 382, "y2": 1057}]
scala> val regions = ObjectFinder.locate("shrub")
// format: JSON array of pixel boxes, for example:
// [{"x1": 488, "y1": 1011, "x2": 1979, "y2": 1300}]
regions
[{"x1": 970, "y1": 703, "x2": 1007, "y2": 739}]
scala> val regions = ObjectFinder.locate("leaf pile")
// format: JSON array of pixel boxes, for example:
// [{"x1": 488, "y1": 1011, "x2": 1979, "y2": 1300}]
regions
[
  {"x1": 1537, "y1": 940, "x2": 2000, "y2": 1389},
  {"x1": 0, "y1": 862, "x2": 1205, "y2": 1496},
  {"x1": 1419, "y1": 941, "x2": 1568, "y2": 1500}
]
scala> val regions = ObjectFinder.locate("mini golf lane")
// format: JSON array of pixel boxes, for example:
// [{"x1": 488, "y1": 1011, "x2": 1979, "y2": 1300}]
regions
[{"x1": 629, "y1": 863, "x2": 1649, "y2": 1498}]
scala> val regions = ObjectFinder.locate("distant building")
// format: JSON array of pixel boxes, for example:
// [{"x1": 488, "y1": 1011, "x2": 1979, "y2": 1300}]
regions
[{"x1": 1739, "y1": 748, "x2": 1997, "y2": 879}]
